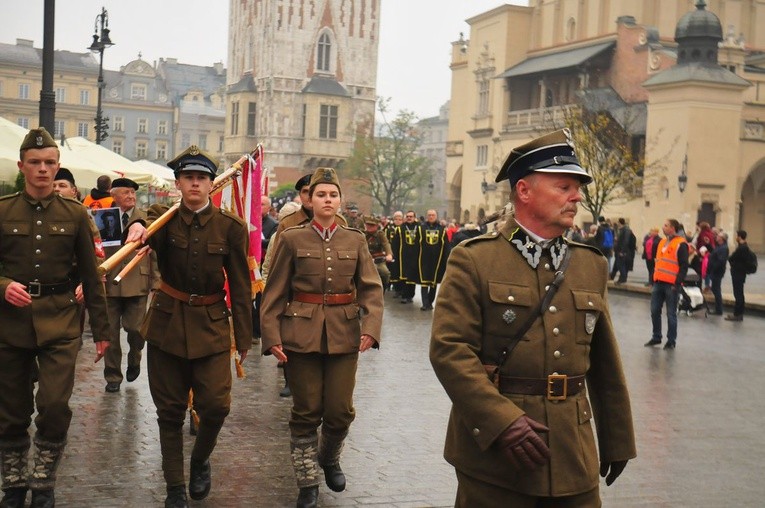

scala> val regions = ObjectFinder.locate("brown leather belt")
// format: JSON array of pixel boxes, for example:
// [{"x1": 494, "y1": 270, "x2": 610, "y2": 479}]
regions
[
  {"x1": 293, "y1": 292, "x2": 354, "y2": 305},
  {"x1": 158, "y1": 281, "x2": 226, "y2": 306},
  {"x1": 499, "y1": 374, "x2": 586, "y2": 401}
]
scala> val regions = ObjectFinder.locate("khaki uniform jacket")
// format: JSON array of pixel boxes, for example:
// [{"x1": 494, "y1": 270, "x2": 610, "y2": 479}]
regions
[
  {"x1": 261, "y1": 206, "x2": 346, "y2": 282},
  {"x1": 139, "y1": 202, "x2": 252, "y2": 359},
  {"x1": 103, "y1": 208, "x2": 159, "y2": 297},
  {"x1": 260, "y1": 225, "x2": 383, "y2": 354},
  {"x1": 430, "y1": 219, "x2": 636, "y2": 497},
  {"x1": 0, "y1": 192, "x2": 110, "y2": 346}
]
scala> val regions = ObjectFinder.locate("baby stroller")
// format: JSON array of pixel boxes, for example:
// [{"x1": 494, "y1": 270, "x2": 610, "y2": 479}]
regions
[{"x1": 678, "y1": 273, "x2": 708, "y2": 317}]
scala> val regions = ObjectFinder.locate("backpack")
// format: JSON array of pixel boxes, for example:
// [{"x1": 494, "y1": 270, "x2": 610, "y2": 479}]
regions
[
  {"x1": 601, "y1": 228, "x2": 614, "y2": 249},
  {"x1": 745, "y1": 250, "x2": 758, "y2": 274}
]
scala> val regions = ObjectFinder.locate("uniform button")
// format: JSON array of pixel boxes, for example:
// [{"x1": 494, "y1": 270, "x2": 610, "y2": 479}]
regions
[
  {"x1": 327, "y1": 267, "x2": 332, "y2": 271},
  {"x1": 36, "y1": 235, "x2": 42, "y2": 240},
  {"x1": 60, "y1": 228, "x2": 65, "y2": 232},
  {"x1": 507, "y1": 295, "x2": 514, "y2": 302},
  {"x1": 472, "y1": 428, "x2": 480, "y2": 436},
  {"x1": 545, "y1": 285, "x2": 550, "y2": 291},
  {"x1": 549, "y1": 305, "x2": 557, "y2": 313},
  {"x1": 588, "y1": 301, "x2": 594, "y2": 307},
  {"x1": 553, "y1": 350, "x2": 562, "y2": 359},
  {"x1": 325, "y1": 238, "x2": 330, "y2": 242},
  {"x1": 293, "y1": 312, "x2": 297, "y2": 316},
  {"x1": 544, "y1": 263, "x2": 551, "y2": 270},
  {"x1": 35, "y1": 249, "x2": 41, "y2": 254},
  {"x1": 491, "y1": 232, "x2": 498, "y2": 236},
  {"x1": 13, "y1": 228, "x2": 18, "y2": 233},
  {"x1": 194, "y1": 238, "x2": 200, "y2": 243},
  {"x1": 326, "y1": 248, "x2": 331, "y2": 252},
  {"x1": 36, "y1": 221, "x2": 42, "y2": 226},
  {"x1": 553, "y1": 327, "x2": 560, "y2": 336},
  {"x1": 327, "y1": 278, "x2": 332, "y2": 282},
  {"x1": 306, "y1": 252, "x2": 311, "y2": 256},
  {"x1": 36, "y1": 206, "x2": 42, "y2": 211},
  {"x1": 326, "y1": 257, "x2": 332, "y2": 261},
  {"x1": 35, "y1": 264, "x2": 40, "y2": 269},
  {"x1": 192, "y1": 252, "x2": 198, "y2": 256}
]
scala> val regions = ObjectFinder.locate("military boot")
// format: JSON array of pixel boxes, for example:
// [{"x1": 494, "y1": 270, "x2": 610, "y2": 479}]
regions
[
  {"x1": 318, "y1": 429, "x2": 347, "y2": 492},
  {"x1": 28, "y1": 438, "x2": 65, "y2": 508},
  {"x1": 0, "y1": 437, "x2": 30, "y2": 508},
  {"x1": 164, "y1": 485, "x2": 188, "y2": 508},
  {"x1": 290, "y1": 435, "x2": 319, "y2": 508}
]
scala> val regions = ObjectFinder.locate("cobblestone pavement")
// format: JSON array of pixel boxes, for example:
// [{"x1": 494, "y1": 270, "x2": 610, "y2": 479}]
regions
[{"x1": 36, "y1": 288, "x2": 765, "y2": 506}]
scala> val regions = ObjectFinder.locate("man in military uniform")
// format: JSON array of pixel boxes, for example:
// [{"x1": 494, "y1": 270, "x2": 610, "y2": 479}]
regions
[
  {"x1": 102, "y1": 178, "x2": 159, "y2": 393},
  {"x1": 430, "y1": 129, "x2": 635, "y2": 506},
  {"x1": 418, "y1": 209, "x2": 449, "y2": 311},
  {"x1": 363, "y1": 217, "x2": 393, "y2": 289},
  {"x1": 0, "y1": 128, "x2": 110, "y2": 508},
  {"x1": 344, "y1": 203, "x2": 365, "y2": 230},
  {"x1": 125, "y1": 146, "x2": 252, "y2": 508},
  {"x1": 398, "y1": 210, "x2": 420, "y2": 303}
]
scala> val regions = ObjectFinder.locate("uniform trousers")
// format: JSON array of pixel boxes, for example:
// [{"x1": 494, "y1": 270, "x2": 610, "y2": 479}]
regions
[
  {"x1": 103, "y1": 295, "x2": 148, "y2": 384},
  {"x1": 0, "y1": 338, "x2": 80, "y2": 444},
  {"x1": 147, "y1": 344, "x2": 231, "y2": 486},
  {"x1": 286, "y1": 351, "x2": 357, "y2": 438},
  {"x1": 455, "y1": 471, "x2": 601, "y2": 508}
]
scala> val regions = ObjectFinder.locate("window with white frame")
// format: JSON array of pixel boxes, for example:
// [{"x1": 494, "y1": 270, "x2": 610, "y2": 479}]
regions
[
  {"x1": 19, "y1": 83, "x2": 30, "y2": 99},
  {"x1": 137, "y1": 118, "x2": 148, "y2": 134},
  {"x1": 230, "y1": 102, "x2": 239, "y2": 135},
  {"x1": 156, "y1": 142, "x2": 167, "y2": 160},
  {"x1": 477, "y1": 79, "x2": 490, "y2": 115},
  {"x1": 319, "y1": 104, "x2": 338, "y2": 139},
  {"x1": 476, "y1": 145, "x2": 488, "y2": 168},
  {"x1": 55, "y1": 87, "x2": 66, "y2": 103},
  {"x1": 157, "y1": 120, "x2": 168, "y2": 135},
  {"x1": 79, "y1": 90, "x2": 90, "y2": 105},
  {"x1": 113, "y1": 116, "x2": 124, "y2": 132},
  {"x1": 54, "y1": 120, "x2": 65, "y2": 138},
  {"x1": 198, "y1": 134, "x2": 207, "y2": 150},
  {"x1": 136, "y1": 141, "x2": 148, "y2": 159},
  {"x1": 130, "y1": 84, "x2": 147, "y2": 101},
  {"x1": 17, "y1": 117, "x2": 29, "y2": 129},
  {"x1": 112, "y1": 139, "x2": 123, "y2": 155},
  {"x1": 78, "y1": 122, "x2": 88, "y2": 137},
  {"x1": 181, "y1": 133, "x2": 190, "y2": 147}
]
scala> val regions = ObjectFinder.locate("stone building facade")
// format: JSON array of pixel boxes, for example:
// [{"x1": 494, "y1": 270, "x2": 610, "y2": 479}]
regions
[
  {"x1": 447, "y1": 0, "x2": 765, "y2": 251},
  {"x1": 226, "y1": 0, "x2": 380, "y2": 196},
  {"x1": 415, "y1": 102, "x2": 449, "y2": 218}
]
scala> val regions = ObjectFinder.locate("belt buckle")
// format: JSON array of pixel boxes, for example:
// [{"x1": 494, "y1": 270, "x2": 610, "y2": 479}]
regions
[
  {"x1": 547, "y1": 373, "x2": 567, "y2": 401},
  {"x1": 27, "y1": 281, "x2": 42, "y2": 298},
  {"x1": 322, "y1": 293, "x2": 329, "y2": 305},
  {"x1": 188, "y1": 294, "x2": 200, "y2": 305}
]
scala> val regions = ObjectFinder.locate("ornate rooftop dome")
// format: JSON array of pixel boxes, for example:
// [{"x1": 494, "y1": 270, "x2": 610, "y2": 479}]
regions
[{"x1": 675, "y1": 0, "x2": 722, "y2": 41}]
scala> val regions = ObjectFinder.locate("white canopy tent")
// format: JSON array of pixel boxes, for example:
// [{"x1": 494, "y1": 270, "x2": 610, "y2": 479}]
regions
[{"x1": 134, "y1": 159, "x2": 176, "y2": 189}]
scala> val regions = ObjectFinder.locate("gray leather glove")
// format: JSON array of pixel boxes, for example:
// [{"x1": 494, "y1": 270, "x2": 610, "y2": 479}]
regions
[
  {"x1": 600, "y1": 460, "x2": 628, "y2": 486},
  {"x1": 495, "y1": 415, "x2": 551, "y2": 470}
]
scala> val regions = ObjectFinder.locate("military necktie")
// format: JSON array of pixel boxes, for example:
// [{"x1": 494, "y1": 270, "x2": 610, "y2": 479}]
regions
[{"x1": 122, "y1": 212, "x2": 129, "y2": 229}]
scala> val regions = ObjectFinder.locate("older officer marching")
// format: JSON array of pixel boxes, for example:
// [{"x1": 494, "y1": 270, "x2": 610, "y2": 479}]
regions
[
  {"x1": 102, "y1": 177, "x2": 159, "y2": 393},
  {"x1": 126, "y1": 146, "x2": 252, "y2": 508},
  {"x1": 430, "y1": 129, "x2": 635, "y2": 506},
  {"x1": 0, "y1": 128, "x2": 110, "y2": 508}
]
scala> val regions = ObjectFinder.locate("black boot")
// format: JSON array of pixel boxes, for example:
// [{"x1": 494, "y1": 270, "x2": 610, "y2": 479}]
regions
[
  {"x1": 188, "y1": 459, "x2": 211, "y2": 500},
  {"x1": 164, "y1": 485, "x2": 188, "y2": 508},
  {"x1": 318, "y1": 429, "x2": 347, "y2": 492},
  {"x1": 0, "y1": 488, "x2": 27, "y2": 508},
  {"x1": 296, "y1": 486, "x2": 318, "y2": 508},
  {"x1": 29, "y1": 489, "x2": 54, "y2": 508}
]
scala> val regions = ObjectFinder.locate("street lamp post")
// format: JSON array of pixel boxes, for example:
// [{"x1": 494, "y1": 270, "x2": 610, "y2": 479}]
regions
[
  {"x1": 678, "y1": 153, "x2": 688, "y2": 193},
  {"x1": 88, "y1": 7, "x2": 113, "y2": 144}
]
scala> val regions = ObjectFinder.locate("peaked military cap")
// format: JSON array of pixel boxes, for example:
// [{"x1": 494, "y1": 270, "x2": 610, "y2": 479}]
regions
[
  {"x1": 167, "y1": 145, "x2": 218, "y2": 178},
  {"x1": 495, "y1": 128, "x2": 593, "y2": 187},
  {"x1": 20, "y1": 127, "x2": 57, "y2": 151},
  {"x1": 54, "y1": 167, "x2": 75, "y2": 185},
  {"x1": 309, "y1": 167, "x2": 341, "y2": 193},
  {"x1": 111, "y1": 177, "x2": 139, "y2": 190},
  {"x1": 364, "y1": 216, "x2": 379, "y2": 226},
  {"x1": 294, "y1": 173, "x2": 313, "y2": 191}
]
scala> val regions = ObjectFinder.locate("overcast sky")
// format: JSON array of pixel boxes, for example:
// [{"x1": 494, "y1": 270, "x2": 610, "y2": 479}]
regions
[{"x1": 0, "y1": 0, "x2": 525, "y2": 119}]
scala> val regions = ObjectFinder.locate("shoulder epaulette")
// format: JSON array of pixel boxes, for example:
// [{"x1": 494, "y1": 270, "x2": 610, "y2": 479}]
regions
[
  {"x1": 340, "y1": 225, "x2": 364, "y2": 235},
  {"x1": 565, "y1": 238, "x2": 605, "y2": 256},
  {"x1": 0, "y1": 192, "x2": 21, "y2": 201},
  {"x1": 219, "y1": 207, "x2": 245, "y2": 222},
  {"x1": 283, "y1": 224, "x2": 307, "y2": 233},
  {"x1": 462, "y1": 230, "x2": 503, "y2": 247}
]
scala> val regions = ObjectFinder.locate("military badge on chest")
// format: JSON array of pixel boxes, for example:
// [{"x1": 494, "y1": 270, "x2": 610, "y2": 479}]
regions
[
  {"x1": 502, "y1": 309, "x2": 516, "y2": 324},
  {"x1": 585, "y1": 312, "x2": 598, "y2": 334}
]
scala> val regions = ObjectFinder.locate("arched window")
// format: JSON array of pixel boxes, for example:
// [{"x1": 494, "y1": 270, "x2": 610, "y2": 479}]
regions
[
  {"x1": 567, "y1": 18, "x2": 576, "y2": 42},
  {"x1": 317, "y1": 33, "x2": 331, "y2": 72}
]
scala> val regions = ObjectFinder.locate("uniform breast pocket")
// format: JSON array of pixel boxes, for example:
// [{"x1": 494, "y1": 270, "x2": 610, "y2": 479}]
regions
[
  {"x1": 336, "y1": 250, "x2": 357, "y2": 275},
  {"x1": 572, "y1": 290, "x2": 604, "y2": 344},
  {"x1": 208, "y1": 242, "x2": 229, "y2": 256},
  {"x1": 2, "y1": 222, "x2": 31, "y2": 236},
  {"x1": 487, "y1": 281, "x2": 534, "y2": 338},
  {"x1": 296, "y1": 249, "x2": 322, "y2": 275},
  {"x1": 168, "y1": 235, "x2": 189, "y2": 250}
]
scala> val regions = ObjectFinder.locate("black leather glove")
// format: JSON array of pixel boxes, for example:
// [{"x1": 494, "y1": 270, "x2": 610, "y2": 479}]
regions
[
  {"x1": 600, "y1": 460, "x2": 628, "y2": 486},
  {"x1": 495, "y1": 415, "x2": 550, "y2": 470}
]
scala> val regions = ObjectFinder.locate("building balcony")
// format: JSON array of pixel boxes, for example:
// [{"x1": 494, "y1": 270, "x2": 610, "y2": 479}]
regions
[{"x1": 501, "y1": 105, "x2": 575, "y2": 134}]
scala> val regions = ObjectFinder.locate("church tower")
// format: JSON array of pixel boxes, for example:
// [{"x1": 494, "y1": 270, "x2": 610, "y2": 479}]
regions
[{"x1": 226, "y1": 0, "x2": 380, "y2": 179}]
